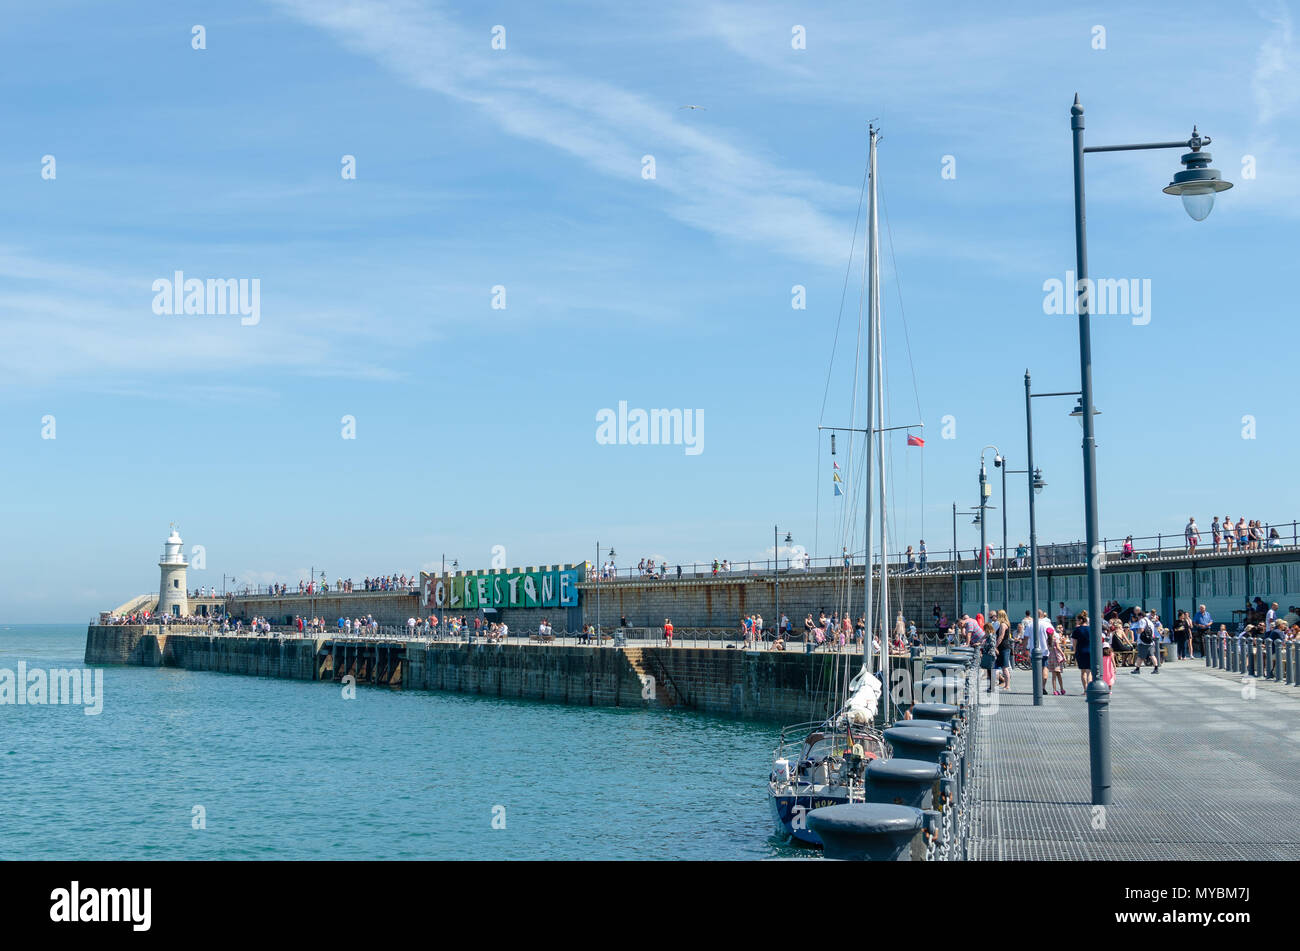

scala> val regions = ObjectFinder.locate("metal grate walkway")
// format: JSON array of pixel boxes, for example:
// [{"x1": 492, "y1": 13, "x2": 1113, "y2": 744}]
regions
[{"x1": 967, "y1": 660, "x2": 1300, "y2": 860}]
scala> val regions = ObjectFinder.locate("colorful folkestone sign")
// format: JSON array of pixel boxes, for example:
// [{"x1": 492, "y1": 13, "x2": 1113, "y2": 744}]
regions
[{"x1": 420, "y1": 565, "x2": 584, "y2": 610}]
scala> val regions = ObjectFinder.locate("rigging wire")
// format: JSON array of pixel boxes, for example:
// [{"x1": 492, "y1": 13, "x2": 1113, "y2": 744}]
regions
[{"x1": 880, "y1": 183, "x2": 926, "y2": 547}]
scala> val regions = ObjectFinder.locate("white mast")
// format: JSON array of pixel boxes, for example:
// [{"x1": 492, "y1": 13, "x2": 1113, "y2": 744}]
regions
[
  {"x1": 868, "y1": 124, "x2": 889, "y2": 722},
  {"x1": 861, "y1": 125, "x2": 878, "y2": 678}
]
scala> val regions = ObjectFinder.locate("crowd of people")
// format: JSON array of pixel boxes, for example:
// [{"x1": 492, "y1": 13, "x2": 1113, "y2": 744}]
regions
[
  {"x1": 248, "y1": 575, "x2": 420, "y2": 596},
  {"x1": 1182, "y1": 517, "x2": 1282, "y2": 554}
]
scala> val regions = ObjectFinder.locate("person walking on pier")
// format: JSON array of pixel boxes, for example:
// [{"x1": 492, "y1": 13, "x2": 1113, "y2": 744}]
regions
[
  {"x1": 1030, "y1": 610, "x2": 1052, "y2": 696},
  {"x1": 1173, "y1": 610, "x2": 1192, "y2": 660},
  {"x1": 1073, "y1": 612, "x2": 1093, "y2": 690},
  {"x1": 1185, "y1": 517, "x2": 1201, "y2": 554},
  {"x1": 1130, "y1": 609, "x2": 1159, "y2": 675},
  {"x1": 994, "y1": 610, "x2": 1013, "y2": 691},
  {"x1": 1211, "y1": 517, "x2": 1222, "y2": 552},
  {"x1": 1047, "y1": 624, "x2": 1066, "y2": 695},
  {"x1": 1192, "y1": 604, "x2": 1212, "y2": 656},
  {"x1": 663, "y1": 618, "x2": 673, "y2": 647},
  {"x1": 919, "y1": 540, "x2": 927, "y2": 571}
]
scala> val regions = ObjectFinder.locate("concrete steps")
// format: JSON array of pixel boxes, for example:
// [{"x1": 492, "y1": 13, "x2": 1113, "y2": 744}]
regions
[{"x1": 623, "y1": 648, "x2": 681, "y2": 706}]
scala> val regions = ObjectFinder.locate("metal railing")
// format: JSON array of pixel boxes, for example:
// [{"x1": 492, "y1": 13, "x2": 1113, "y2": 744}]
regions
[
  {"x1": 228, "y1": 584, "x2": 419, "y2": 598},
  {"x1": 582, "y1": 519, "x2": 1300, "y2": 583},
  {"x1": 197, "y1": 521, "x2": 1300, "y2": 602}
]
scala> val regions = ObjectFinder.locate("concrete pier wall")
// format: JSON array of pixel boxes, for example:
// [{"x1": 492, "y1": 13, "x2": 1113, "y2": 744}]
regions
[
  {"x1": 85, "y1": 625, "x2": 873, "y2": 723},
  {"x1": 85, "y1": 626, "x2": 321, "y2": 681}
]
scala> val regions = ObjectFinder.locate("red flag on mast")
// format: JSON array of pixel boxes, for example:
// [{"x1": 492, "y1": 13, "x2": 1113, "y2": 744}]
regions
[{"x1": 906, "y1": 433, "x2": 925, "y2": 447}]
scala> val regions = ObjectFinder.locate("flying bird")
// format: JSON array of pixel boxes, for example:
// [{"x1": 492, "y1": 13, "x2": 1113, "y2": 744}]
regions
[{"x1": 678, "y1": 104, "x2": 707, "y2": 111}]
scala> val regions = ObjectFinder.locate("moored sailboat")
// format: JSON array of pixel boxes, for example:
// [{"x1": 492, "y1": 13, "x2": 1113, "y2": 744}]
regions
[{"x1": 767, "y1": 125, "x2": 919, "y2": 846}]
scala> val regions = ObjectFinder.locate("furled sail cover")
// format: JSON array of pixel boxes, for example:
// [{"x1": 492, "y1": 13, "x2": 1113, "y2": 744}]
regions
[{"x1": 835, "y1": 666, "x2": 882, "y2": 727}]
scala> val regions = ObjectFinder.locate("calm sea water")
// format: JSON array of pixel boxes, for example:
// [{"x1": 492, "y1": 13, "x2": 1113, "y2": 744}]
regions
[{"x1": 0, "y1": 625, "x2": 804, "y2": 860}]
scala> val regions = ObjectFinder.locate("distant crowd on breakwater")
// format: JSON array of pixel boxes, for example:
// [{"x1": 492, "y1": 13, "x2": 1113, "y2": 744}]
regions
[{"x1": 174, "y1": 514, "x2": 1298, "y2": 602}]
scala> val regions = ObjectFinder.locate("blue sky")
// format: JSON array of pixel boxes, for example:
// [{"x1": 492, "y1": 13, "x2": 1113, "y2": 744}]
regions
[{"x1": 2, "y1": 0, "x2": 1297, "y2": 622}]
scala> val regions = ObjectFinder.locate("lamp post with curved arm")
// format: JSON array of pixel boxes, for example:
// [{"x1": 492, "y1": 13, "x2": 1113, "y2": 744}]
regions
[{"x1": 1069, "y1": 94, "x2": 1230, "y2": 805}]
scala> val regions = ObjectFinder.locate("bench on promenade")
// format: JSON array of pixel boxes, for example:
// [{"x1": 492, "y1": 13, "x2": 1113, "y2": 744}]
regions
[{"x1": 530, "y1": 633, "x2": 556, "y2": 643}]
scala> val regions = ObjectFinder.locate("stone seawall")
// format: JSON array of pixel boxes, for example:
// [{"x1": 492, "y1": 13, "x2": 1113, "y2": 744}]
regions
[
  {"x1": 86, "y1": 626, "x2": 881, "y2": 723},
  {"x1": 85, "y1": 626, "x2": 321, "y2": 681}
]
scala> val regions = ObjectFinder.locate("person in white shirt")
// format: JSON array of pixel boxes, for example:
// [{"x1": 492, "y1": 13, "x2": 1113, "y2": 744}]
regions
[{"x1": 1032, "y1": 610, "x2": 1052, "y2": 695}]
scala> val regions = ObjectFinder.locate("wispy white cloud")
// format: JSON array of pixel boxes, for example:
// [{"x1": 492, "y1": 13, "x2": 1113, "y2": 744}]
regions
[
  {"x1": 267, "y1": 0, "x2": 858, "y2": 264},
  {"x1": 0, "y1": 250, "x2": 409, "y2": 390}
]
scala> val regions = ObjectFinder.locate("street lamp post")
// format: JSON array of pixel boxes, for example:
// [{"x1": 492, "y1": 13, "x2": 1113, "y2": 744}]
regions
[
  {"x1": 774, "y1": 526, "x2": 792, "y2": 645},
  {"x1": 1024, "y1": 372, "x2": 1078, "y2": 706},
  {"x1": 1069, "y1": 94, "x2": 1230, "y2": 806},
  {"x1": 978, "y1": 447, "x2": 1001, "y2": 623},
  {"x1": 952, "y1": 504, "x2": 958, "y2": 621},
  {"x1": 952, "y1": 503, "x2": 981, "y2": 623},
  {"x1": 437, "y1": 555, "x2": 458, "y2": 623},
  {"x1": 996, "y1": 455, "x2": 1009, "y2": 620},
  {"x1": 595, "y1": 544, "x2": 615, "y2": 642}
]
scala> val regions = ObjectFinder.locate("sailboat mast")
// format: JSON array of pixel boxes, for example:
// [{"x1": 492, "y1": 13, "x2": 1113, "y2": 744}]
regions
[
  {"x1": 873, "y1": 126, "x2": 894, "y2": 727},
  {"x1": 861, "y1": 125, "x2": 878, "y2": 674}
]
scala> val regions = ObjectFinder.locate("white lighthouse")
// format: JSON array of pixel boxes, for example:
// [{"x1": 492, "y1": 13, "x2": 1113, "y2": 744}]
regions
[{"x1": 158, "y1": 524, "x2": 189, "y2": 618}]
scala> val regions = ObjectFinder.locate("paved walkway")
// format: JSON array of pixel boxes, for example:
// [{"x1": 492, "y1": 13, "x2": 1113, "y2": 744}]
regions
[{"x1": 969, "y1": 659, "x2": 1300, "y2": 859}]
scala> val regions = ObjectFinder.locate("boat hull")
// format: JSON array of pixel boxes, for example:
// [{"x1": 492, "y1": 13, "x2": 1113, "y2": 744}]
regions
[{"x1": 769, "y1": 789, "x2": 853, "y2": 847}]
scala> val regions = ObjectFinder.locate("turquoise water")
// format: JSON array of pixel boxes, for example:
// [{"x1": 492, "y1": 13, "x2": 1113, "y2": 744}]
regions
[{"x1": 0, "y1": 625, "x2": 800, "y2": 860}]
